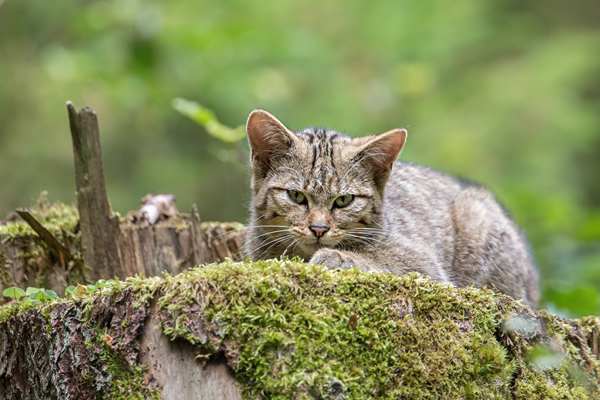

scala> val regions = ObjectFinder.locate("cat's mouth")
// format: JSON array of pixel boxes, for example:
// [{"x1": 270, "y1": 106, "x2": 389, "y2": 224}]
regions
[
  {"x1": 298, "y1": 240, "x2": 336, "y2": 257},
  {"x1": 304, "y1": 242, "x2": 324, "y2": 250}
]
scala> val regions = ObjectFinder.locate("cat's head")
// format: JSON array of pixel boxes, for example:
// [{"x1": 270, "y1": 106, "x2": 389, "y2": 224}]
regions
[{"x1": 245, "y1": 109, "x2": 406, "y2": 259}]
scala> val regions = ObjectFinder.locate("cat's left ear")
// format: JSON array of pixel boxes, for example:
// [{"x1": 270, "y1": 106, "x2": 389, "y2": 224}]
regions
[{"x1": 355, "y1": 128, "x2": 407, "y2": 175}]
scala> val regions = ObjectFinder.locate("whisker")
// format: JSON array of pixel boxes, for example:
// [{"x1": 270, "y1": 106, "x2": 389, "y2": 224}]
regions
[
  {"x1": 349, "y1": 228, "x2": 385, "y2": 234},
  {"x1": 242, "y1": 235, "x2": 290, "y2": 259},
  {"x1": 236, "y1": 228, "x2": 291, "y2": 255},
  {"x1": 314, "y1": 178, "x2": 326, "y2": 193},
  {"x1": 344, "y1": 233, "x2": 390, "y2": 247},
  {"x1": 291, "y1": 240, "x2": 302, "y2": 256},
  {"x1": 255, "y1": 235, "x2": 294, "y2": 259},
  {"x1": 282, "y1": 238, "x2": 301, "y2": 257},
  {"x1": 209, "y1": 223, "x2": 289, "y2": 241}
]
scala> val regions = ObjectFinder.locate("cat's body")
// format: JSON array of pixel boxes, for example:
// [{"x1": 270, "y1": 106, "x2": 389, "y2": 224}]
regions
[{"x1": 243, "y1": 110, "x2": 539, "y2": 306}]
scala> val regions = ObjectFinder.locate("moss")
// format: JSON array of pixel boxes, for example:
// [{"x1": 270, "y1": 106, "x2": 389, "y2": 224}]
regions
[
  {"x1": 3, "y1": 259, "x2": 600, "y2": 399},
  {"x1": 0, "y1": 298, "x2": 37, "y2": 323},
  {"x1": 0, "y1": 192, "x2": 79, "y2": 241},
  {"x1": 158, "y1": 259, "x2": 600, "y2": 399},
  {"x1": 201, "y1": 221, "x2": 245, "y2": 230},
  {"x1": 87, "y1": 327, "x2": 161, "y2": 400},
  {"x1": 0, "y1": 193, "x2": 88, "y2": 299},
  {"x1": 1, "y1": 273, "x2": 162, "y2": 398},
  {"x1": 578, "y1": 316, "x2": 600, "y2": 333}
]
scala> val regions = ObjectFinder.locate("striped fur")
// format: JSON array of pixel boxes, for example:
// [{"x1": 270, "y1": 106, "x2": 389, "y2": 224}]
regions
[{"x1": 243, "y1": 110, "x2": 539, "y2": 306}]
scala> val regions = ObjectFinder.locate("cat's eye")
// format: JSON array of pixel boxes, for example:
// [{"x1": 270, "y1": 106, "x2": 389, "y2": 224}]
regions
[
  {"x1": 334, "y1": 195, "x2": 354, "y2": 208},
  {"x1": 287, "y1": 190, "x2": 307, "y2": 205}
]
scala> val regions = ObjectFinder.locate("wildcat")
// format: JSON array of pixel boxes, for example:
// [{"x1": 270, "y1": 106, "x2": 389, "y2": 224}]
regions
[{"x1": 243, "y1": 109, "x2": 539, "y2": 307}]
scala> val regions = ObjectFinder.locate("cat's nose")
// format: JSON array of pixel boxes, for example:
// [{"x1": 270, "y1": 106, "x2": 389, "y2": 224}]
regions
[{"x1": 310, "y1": 224, "x2": 329, "y2": 238}]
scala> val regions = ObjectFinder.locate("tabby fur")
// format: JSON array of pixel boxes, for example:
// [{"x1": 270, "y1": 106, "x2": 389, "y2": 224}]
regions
[{"x1": 243, "y1": 110, "x2": 539, "y2": 306}]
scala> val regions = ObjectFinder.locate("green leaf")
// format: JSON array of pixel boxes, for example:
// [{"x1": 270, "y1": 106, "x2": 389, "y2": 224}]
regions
[
  {"x1": 26, "y1": 287, "x2": 43, "y2": 296},
  {"x1": 43, "y1": 290, "x2": 58, "y2": 299},
  {"x1": 172, "y1": 98, "x2": 246, "y2": 143},
  {"x1": 65, "y1": 286, "x2": 76, "y2": 296},
  {"x1": 29, "y1": 291, "x2": 44, "y2": 301},
  {"x1": 3, "y1": 287, "x2": 26, "y2": 299}
]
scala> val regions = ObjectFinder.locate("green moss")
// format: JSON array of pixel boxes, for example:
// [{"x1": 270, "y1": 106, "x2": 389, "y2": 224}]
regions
[
  {"x1": 578, "y1": 316, "x2": 600, "y2": 333},
  {"x1": 200, "y1": 221, "x2": 244, "y2": 230},
  {"x1": 0, "y1": 298, "x2": 36, "y2": 323},
  {"x1": 157, "y1": 259, "x2": 600, "y2": 399},
  {"x1": 0, "y1": 193, "x2": 88, "y2": 298},
  {"x1": 88, "y1": 327, "x2": 161, "y2": 400},
  {"x1": 3, "y1": 259, "x2": 600, "y2": 399},
  {"x1": 0, "y1": 192, "x2": 79, "y2": 241}
]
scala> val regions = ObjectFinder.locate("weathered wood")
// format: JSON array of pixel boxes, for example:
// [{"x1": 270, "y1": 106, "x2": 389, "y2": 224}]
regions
[
  {"x1": 139, "y1": 301, "x2": 241, "y2": 400},
  {"x1": 0, "y1": 103, "x2": 243, "y2": 301},
  {"x1": 0, "y1": 234, "x2": 86, "y2": 299},
  {"x1": 202, "y1": 223, "x2": 244, "y2": 262},
  {"x1": 190, "y1": 204, "x2": 212, "y2": 266},
  {"x1": 116, "y1": 219, "x2": 243, "y2": 277},
  {"x1": 1, "y1": 217, "x2": 244, "y2": 301},
  {"x1": 15, "y1": 209, "x2": 72, "y2": 265},
  {"x1": 0, "y1": 288, "x2": 241, "y2": 399},
  {"x1": 67, "y1": 101, "x2": 124, "y2": 281}
]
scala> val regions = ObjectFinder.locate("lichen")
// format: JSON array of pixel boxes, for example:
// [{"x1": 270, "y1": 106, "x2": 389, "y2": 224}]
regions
[
  {"x1": 578, "y1": 316, "x2": 600, "y2": 333},
  {"x1": 0, "y1": 274, "x2": 162, "y2": 399}
]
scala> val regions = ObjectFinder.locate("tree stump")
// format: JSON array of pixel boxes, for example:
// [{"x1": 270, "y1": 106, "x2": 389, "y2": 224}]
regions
[{"x1": 0, "y1": 199, "x2": 244, "y2": 302}]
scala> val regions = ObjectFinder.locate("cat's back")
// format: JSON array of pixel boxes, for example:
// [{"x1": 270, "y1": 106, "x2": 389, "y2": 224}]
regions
[
  {"x1": 382, "y1": 162, "x2": 462, "y2": 267},
  {"x1": 384, "y1": 161, "x2": 539, "y2": 306},
  {"x1": 385, "y1": 161, "x2": 463, "y2": 209}
]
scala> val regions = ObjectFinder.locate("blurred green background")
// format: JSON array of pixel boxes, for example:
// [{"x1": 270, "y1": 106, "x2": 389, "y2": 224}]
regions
[{"x1": 1, "y1": 0, "x2": 599, "y2": 316}]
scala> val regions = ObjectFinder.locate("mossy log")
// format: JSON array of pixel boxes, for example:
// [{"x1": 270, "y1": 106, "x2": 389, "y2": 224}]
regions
[{"x1": 2, "y1": 259, "x2": 600, "y2": 399}]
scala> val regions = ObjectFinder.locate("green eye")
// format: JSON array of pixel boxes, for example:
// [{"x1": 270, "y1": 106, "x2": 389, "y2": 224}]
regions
[
  {"x1": 287, "y1": 190, "x2": 306, "y2": 204},
  {"x1": 334, "y1": 195, "x2": 354, "y2": 208}
]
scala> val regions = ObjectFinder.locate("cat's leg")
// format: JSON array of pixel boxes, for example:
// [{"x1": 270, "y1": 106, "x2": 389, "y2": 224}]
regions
[
  {"x1": 309, "y1": 245, "x2": 451, "y2": 283},
  {"x1": 309, "y1": 248, "x2": 367, "y2": 271}
]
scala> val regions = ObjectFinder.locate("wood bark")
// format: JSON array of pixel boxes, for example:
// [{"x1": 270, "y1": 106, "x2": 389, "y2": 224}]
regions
[
  {"x1": 67, "y1": 101, "x2": 123, "y2": 282},
  {"x1": 0, "y1": 290, "x2": 241, "y2": 399}
]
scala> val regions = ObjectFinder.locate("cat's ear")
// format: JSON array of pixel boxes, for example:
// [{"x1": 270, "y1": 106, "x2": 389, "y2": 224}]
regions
[
  {"x1": 246, "y1": 109, "x2": 297, "y2": 172},
  {"x1": 355, "y1": 128, "x2": 407, "y2": 174}
]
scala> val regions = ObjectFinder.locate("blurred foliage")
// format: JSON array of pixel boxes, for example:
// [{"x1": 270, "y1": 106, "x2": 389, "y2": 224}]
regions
[
  {"x1": 0, "y1": 0, "x2": 599, "y2": 316},
  {"x1": 172, "y1": 98, "x2": 246, "y2": 144}
]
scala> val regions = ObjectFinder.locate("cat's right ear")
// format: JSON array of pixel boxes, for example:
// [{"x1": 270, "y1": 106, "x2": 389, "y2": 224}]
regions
[{"x1": 246, "y1": 109, "x2": 297, "y2": 173}]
